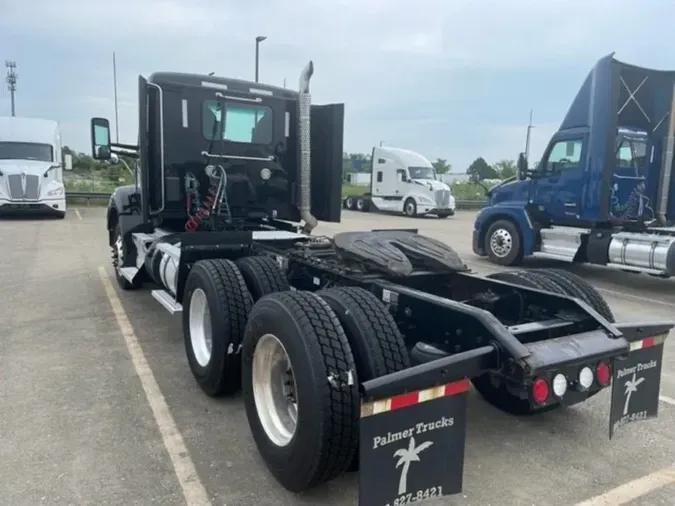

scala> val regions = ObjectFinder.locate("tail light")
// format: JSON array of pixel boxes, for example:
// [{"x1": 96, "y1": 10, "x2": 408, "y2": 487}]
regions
[
  {"x1": 578, "y1": 366, "x2": 594, "y2": 390},
  {"x1": 531, "y1": 377, "x2": 550, "y2": 404},
  {"x1": 552, "y1": 373, "x2": 568, "y2": 398},
  {"x1": 596, "y1": 361, "x2": 611, "y2": 387}
]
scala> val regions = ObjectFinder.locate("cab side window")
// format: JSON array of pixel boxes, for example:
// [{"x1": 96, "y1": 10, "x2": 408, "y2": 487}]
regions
[
  {"x1": 396, "y1": 169, "x2": 407, "y2": 182},
  {"x1": 542, "y1": 139, "x2": 584, "y2": 173}
]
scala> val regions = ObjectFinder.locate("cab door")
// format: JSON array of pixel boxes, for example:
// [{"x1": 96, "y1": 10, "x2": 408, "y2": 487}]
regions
[{"x1": 528, "y1": 136, "x2": 586, "y2": 222}]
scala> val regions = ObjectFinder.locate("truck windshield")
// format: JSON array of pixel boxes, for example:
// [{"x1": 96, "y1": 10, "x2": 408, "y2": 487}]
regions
[
  {"x1": 202, "y1": 100, "x2": 273, "y2": 144},
  {"x1": 408, "y1": 166, "x2": 436, "y2": 180},
  {"x1": 0, "y1": 142, "x2": 54, "y2": 162}
]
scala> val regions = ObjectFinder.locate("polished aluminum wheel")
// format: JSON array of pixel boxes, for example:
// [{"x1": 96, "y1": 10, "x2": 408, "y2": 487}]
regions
[
  {"x1": 252, "y1": 333, "x2": 298, "y2": 447},
  {"x1": 489, "y1": 228, "x2": 513, "y2": 258},
  {"x1": 189, "y1": 288, "x2": 213, "y2": 367}
]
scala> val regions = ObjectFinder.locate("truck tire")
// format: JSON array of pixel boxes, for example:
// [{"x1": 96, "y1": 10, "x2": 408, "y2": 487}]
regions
[
  {"x1": 317, "y1": 287, "x2": 411, "y2": 471},
  {"x1": 236, "y1": 256, "x2": 290, "y2": 302},
  {"x1": 242, "y1": 291, "x2": 359, "y2": 492},
  {"x1": 533, "y1": 269, "x2": 614, "y2": 323},
  {"x1": 355, "y1": 197, "x2": 367, "y2": 212},
  {"x1": 345, "y1": 196, "x2": 355, "y2": 210},
  {"x1": 486, "y1": 270, "x2": 556, "y2": 291},
  {"x1": 484, "y1": 219, "x2": 523, "y2": 266},
  {"x1": 404, "y1": 198, "x2": 417, "y2": 217},
  {"x1": 111, "y1": 223, "x2": 142, "y2": 290},
  {"x1": 183, "y1": 259, "x2": 253, "y2": 397}
]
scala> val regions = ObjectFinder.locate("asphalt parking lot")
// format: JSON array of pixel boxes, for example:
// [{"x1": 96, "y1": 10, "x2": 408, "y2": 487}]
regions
[{"x1": 1, "y1": 207, "x2": 674, "y2": 506}]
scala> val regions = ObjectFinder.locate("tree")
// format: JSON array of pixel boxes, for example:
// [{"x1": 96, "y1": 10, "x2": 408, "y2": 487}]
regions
[
  {"x1": 623, "y1": 372, "x2": 645, "y2": 415},
  {"x1": 393, "y1": 437, "x2": 434, "y2": 495},
  {"x1": 493, "y1": 159, "x2": 516, "y2": 179},
  {"x1": 431, "y1": 158, "x2": 451, "y2": 175},
  {"x1": 466, "y1": 157, "x2": 498, "y2": 180}
]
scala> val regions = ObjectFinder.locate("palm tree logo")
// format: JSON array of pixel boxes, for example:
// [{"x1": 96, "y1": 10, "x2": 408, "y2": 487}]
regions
[
  {"x1": 393, "y1": 436, "x2": 434, "y2": 495},
  {"x1": 623, "y1": 372, "x2": 645, "y2": 416}
]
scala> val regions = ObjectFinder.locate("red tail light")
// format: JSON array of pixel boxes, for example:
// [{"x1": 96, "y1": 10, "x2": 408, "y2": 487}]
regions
[
  {"x1": 531, "y1": 377, "x2": 550, "y2": 404},
  {"x1": 596, "y1": 361, "x2": 611, "y2": 386}
]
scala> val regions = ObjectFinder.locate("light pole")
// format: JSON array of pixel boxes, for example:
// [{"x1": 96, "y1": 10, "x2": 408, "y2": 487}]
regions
[{"x1": 255, "y1": 36, "x2": 267, "y2": 83}]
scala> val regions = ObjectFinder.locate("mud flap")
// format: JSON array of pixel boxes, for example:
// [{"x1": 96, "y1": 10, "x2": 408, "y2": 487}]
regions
[
  {"x1": 358, "y1": 379, "x2": 470, "y2": 506},
  {"x1": 609, "y1": 332, "x2": 668, "y2": 439}
]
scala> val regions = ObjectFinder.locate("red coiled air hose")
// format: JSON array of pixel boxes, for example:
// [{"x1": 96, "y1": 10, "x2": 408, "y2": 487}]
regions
[{"x1": 185, "y1": 183, "x2": 219, "y2": 231}]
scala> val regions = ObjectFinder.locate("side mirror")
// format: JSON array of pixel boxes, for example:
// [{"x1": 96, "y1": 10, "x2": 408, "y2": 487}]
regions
[
  {"x1": 91, "y1": 117, "x2": 112, "y2": 161},
  {"x1": 517, "y1": 153, "x2": 529, "y2": 179},
  {"x1": 64, "y1": 153, "x2": 73, "y2": 171}
]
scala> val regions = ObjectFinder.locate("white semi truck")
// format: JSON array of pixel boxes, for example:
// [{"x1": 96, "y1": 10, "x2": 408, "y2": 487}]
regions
[
  {"x1": 0, "y1": 116, "x2": 72, "y2": 218},
  {"x1": 344, "y1": 146, "x2": 456, "y2": 218}
]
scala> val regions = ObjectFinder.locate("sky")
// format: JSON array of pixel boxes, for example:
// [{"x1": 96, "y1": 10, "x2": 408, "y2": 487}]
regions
[{"x1": 1, "y1": 0, "x2": 674, "y2": 172}]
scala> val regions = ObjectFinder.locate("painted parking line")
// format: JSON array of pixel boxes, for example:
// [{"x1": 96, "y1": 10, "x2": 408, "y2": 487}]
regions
[
  {"x1": 660, "y1": 395, "x2": 675, "y2": 406},
  {"x1": 573, "y1": 465, "x2": 675, "y2": 505},
  {"x1": 98, "y1": 266, "x2": 212, "y2": 506},
  {"x1": 74, "y1": 208, "x2": 82, "y2": 220}
]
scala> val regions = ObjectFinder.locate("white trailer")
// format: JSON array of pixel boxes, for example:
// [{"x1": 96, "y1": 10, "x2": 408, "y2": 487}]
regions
[
  {"x1": 345, "y1": 172, "x2": 371, "y2": 186},
  {"x1": 344, "y1": 146, "x2": 456, "y2": 218},
  {"x1": 0, "y1": 116, "x2": 72, "y2": 218}
]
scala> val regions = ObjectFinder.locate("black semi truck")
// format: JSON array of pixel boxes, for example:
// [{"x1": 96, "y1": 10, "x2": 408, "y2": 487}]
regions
[{"x1": 90, "y1": 61, "x2": 673, "y2": 506}]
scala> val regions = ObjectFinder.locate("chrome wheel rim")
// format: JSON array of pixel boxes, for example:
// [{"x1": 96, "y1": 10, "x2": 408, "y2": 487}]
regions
[
  {"x1": 114, "y1": 234, "x2": 124, "y2": 275},
  {"x1": 490, "y1": 229, "x2": 513, "y2": 258},
  {"x1": 189, "y1": 288, "x2": 213, "y2": 367},
  {"x1": 406, "y1": 201, "x2": 415, "y2": 215},
  {"x1": 252, "y1": 333, "x2": 298, "y2": 447}
]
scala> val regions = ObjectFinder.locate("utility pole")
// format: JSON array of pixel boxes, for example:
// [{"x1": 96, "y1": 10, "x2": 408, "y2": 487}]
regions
[
  {"x1": 283, "y1": 78, "x2": 286, "y2": 88},
  {"x1": 524, "y1": 109, "x2": 534, "y2": 161},
  {"x1": 5, "y1": 61, "x2": 17, "y2": 117},
  {"x1": 255, "y1": 36, "x2": 267, "y2": 83},
  {"x1": 113, "y1": 52, "x2": 120, "y2": 143}
]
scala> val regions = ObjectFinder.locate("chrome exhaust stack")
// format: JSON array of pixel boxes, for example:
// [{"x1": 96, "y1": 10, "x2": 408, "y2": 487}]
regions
[{"x1": 297, "y1": 61, "x2": 318, "y2": 234}]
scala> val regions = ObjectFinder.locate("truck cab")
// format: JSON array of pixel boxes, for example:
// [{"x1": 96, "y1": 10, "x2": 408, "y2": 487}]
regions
[
  {"x1": 92, "y1": 66, "x2": 345, "y2": 247},
  {"x1": 0, "y1": 116, "x2": 72, "y2": 218},
  {"x1": 368, "y1": 146, "x2": 455, "y2": 217},
  {"x1": 474, "y1": 54, "x2": 675, "y2": 277}
]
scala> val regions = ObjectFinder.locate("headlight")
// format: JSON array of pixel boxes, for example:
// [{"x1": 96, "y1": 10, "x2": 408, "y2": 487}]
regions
[
  {"x1": 418, "y1": 196, "x2": 434, "y2": 204},
  {"x1": 47, "y1": 187, "x2": 64, "y2": 197}
]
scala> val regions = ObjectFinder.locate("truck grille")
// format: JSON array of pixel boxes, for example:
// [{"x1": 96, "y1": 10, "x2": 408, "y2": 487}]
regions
[
  {"x1": 434, "y1": 189, "x2": 450, "y2": 208},
  {"x1": 6, "y1": 174, "x2": 40, "y2": 200}
]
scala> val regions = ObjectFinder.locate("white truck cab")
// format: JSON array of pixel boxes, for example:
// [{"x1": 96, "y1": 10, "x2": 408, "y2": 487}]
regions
[
  {"x1": 369, "y1": 146, "x2": 455, "y2": 217},
  {"x1": 0, "y1": 116, "x2": 71, "y2": 218}
]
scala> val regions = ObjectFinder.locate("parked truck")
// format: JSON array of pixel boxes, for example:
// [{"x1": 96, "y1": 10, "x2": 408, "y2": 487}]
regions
[
  {"x1": 344, "y1": 146, "x2": 456, "y2": 217},
  {"x1": 90, "y1": 60, "x2": 672, "y2": 506},
  {"x1": 473, "y1": 53, "x2": 675, "y2": 277},
  {"x1": 0, "y1": 116, "x2": 72, "y2": 218}
]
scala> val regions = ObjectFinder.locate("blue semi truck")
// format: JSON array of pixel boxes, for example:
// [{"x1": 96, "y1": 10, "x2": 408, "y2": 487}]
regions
[{"x1": 473, "y1": 53, "x2": 675, "y2": 278}]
